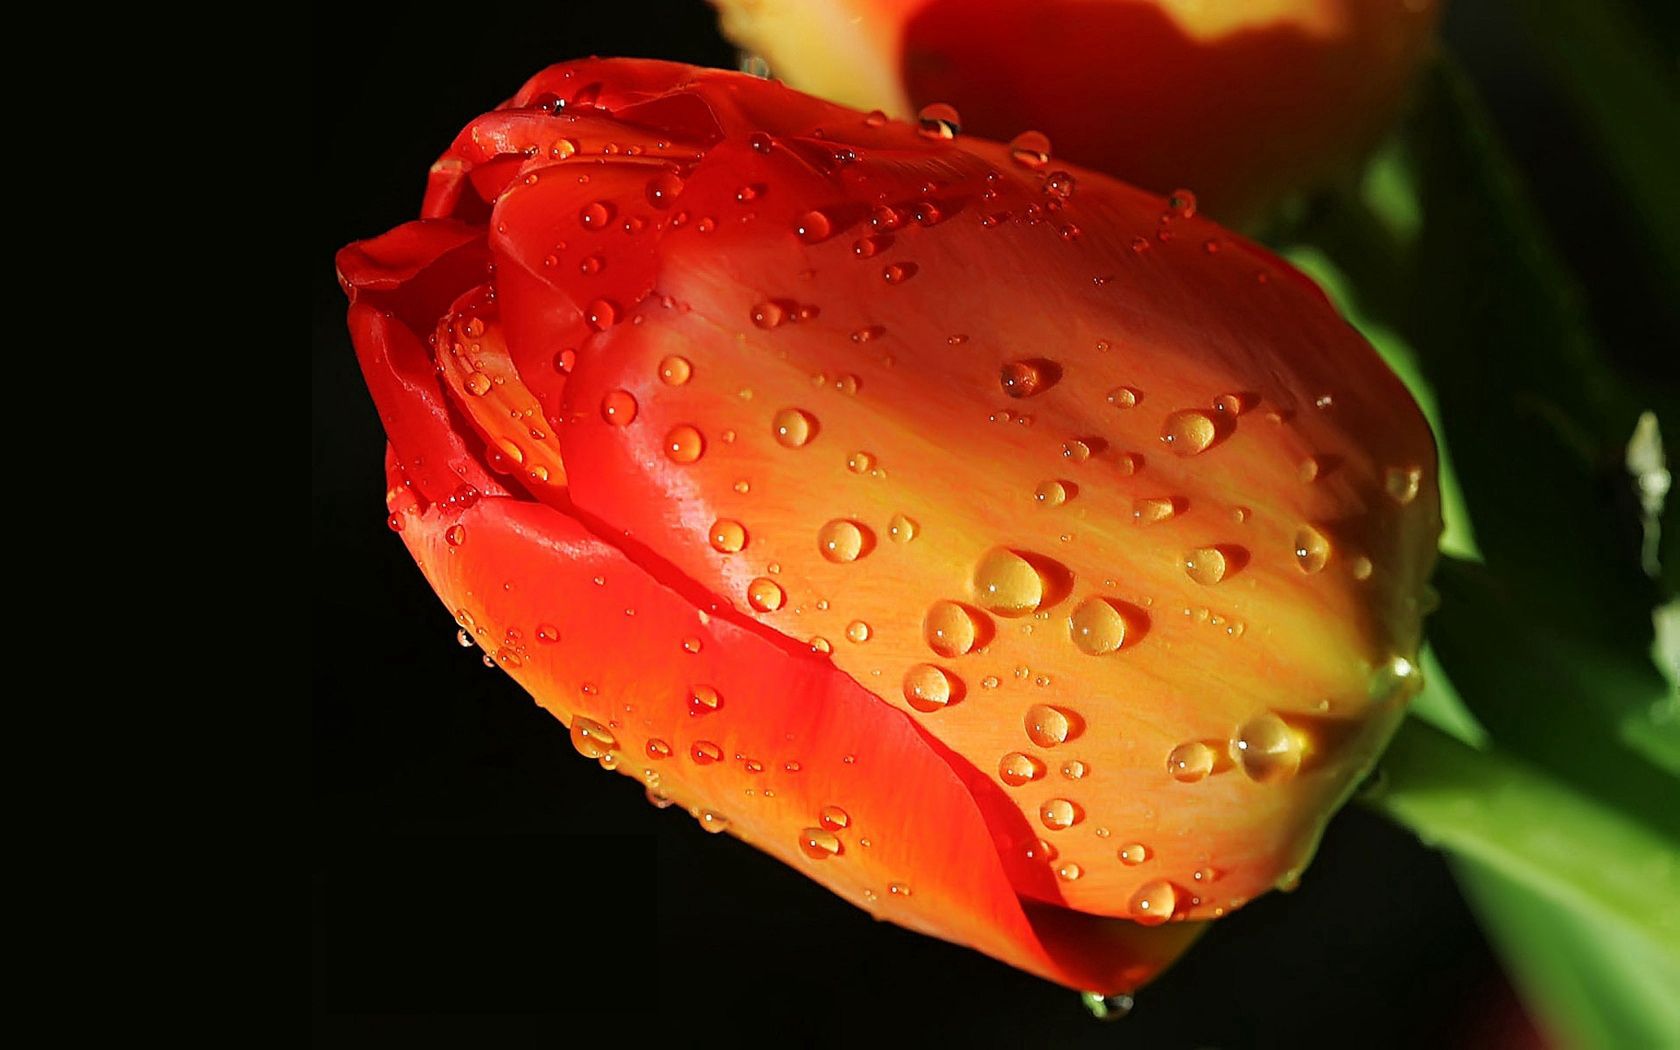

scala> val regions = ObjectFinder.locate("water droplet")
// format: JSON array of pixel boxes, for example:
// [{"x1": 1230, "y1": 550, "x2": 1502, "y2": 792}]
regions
[
  {"x1": 1106, "y1": 386, "x2": 1139, "y2": 410},
  {"x1": 1044, "y1": 170, "x2": 1076, "y2": 199},
  {"x1": 818, "y1": 519, "x2": 867, "y2": 562},
  {"x1": 1039, "y1": 798, "x2": 1078, "y2": 830},
  {"x1": 462, "y1": 370, "x2": 492, "y2": 397},
  {"x1": 845, "y1": 620, "x2": 872, "y2": 643},
  {"x1": 903, "y1": 663, "x2": 956, "y2": 712},
  {"x1": 917, "y1": 102, "x2": 961, "y2": 139},
  {"x1": 1033, "y1": 480, "x2": 1069, "y2": 507},
  {"x1": 1008, "y1": 130, "x2": 1051, "y2": 169},
  {"x1": 1132, "y1": 497, "x2": 1177, "y2": 525},
  {"x1": 1167, "y1": 741, "x2": 1215, "y2": 782},
  {"x1": 1385, "y1": 466, "x2": 1422, "y2": 505},
  {"x1": 444, "y1": 524, "x2": 466, "y2": 547},
  {"x1": 600, "y1": 389, "x2": 638, "y2": 426},
  {"x1": 1060, "y1": 759, "x2": 1087, "y2": 780},
  {"x1": 1057, "y1": 861, "x2": 1084, "y2": 881},
  {"x1": 1184, "y1": 547, "x2": 1228, "y2": 585},
  {"x1": 973, "y1": 548, "x2": 1045, "y2": 615},
  {"x1": 1119, "y1": 842, "x2": 1151, "y2": 865},
  {"x1": 1025, "y1": 704, "x2": 1071, "y2": 747},
  {"x1": 795, "y1": 209, "x2": 833, "y2": 243},
  {"x1": 534, "y1": 624, "x2": 560, "y2": 644},
  {"x1": 569, "y1": 716, "x2": 617, "y2": 760},
  {"x1": 579, "y1": 200, "x2": 613, "y2": 230},
  {"x1": 888, "y1": 881, "x2": 913, "y2": 897},
  {"x1": 664, "y1": 424, "x2": 705, "y2": 463},
  {"x1": 645, "y1": 738, "x2": 672, "y2": 760},
  {"x1": 923, "y1": 600, "x2": 979, "y2": 657},
  {"x1": 1293, "y1": 525, "x2": 1331, "y2": 573},
  {"x1": 772, "y1": 407, "x2": 815, "y2": 447},
  {"x1": 751, "y1": 301, "x2": 786, "y2": 329},
  {"x1": 747, "y1": 132, "x2": 772, "y2": 154},
  {"x1": 1232, "y1": 712, "x2": 1302, "y2": 782},
  {"x1": 688, "y1": 684, "x2": 722, "y2": 716},
  {"x1": 747, "y1": 577, "x2": 786, "y2": 612},
  {"x1": 846, "y1": 450, "x2": 876, "y2": 474},
  {"x1": 1166, "y1": 189, "x2": 1197, "y2": 219},
  {"x1": 658, "y1": 355, "x2": 692, "y2": 385},
  {"x1": 887, "y1": 513, "x2": 918, "y2": 543},
  {"x1": 691, "y1": 740, "x2": 723, "y2": 764},
  {"x1": 1213, "y1": 392, "x2": 1248, "y2": 415},
  {"x1": 455, "y1": 627, "x2": 474, "y2": 648},
  {"x1": 586, "y1": 299, "x2": 620, "y2": 331},
  {"x1": 1161, "y1": 409, "x2": 1217, "y2": 455},
  {"x1": 709, "y1": 519, "x2": 747, "y2": 553},
  {"x1": 1000, "y1": 359, "x2": 1056, "y2": 398},
  {"x1": 1069, "y1": 597, "x2": 1129, "y2": 655},
  {"x1": 998, "y1": 751, "x2": 1044, "y2": 786},
  {"x1": 646, "y1": 171, "x2": 683, "y2": 208},
  {"x1": 799, "y1": 827, "x2": 842, "y2": 859},
  {"x1": 1061, "y1": 439, "x2": 1092, "y2": 463},
  {"x1": 1129, "y1": 879, "x2": 1178, "y2": 925},
  {"x1": 698, "y1": 809, "x2": 730, "y2": 833},
  {"x1": 882, "y1": 262, "x2": 913, "y2": 284}
]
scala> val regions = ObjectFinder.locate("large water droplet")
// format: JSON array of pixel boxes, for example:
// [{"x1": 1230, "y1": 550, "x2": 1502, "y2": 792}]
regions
[
  {"x1": 887, "y1": 513, "x2": 918, "y2": 543},
  {"x1": 664, "y1": 424, "x2": 705, "y2": 463},
  {"x1": 845, "y1": 620, "x2": 872, "y2": 643},
  {"x1": 1167, "y1": 741, "x2": 1215, "y2": 782},
  {"x1": 645, "y1": 738, "x2": 672, "y2": 760},
  {"x1": 752, "y1": 301, "x2": 786, "y2": 329},
  {"x1": 1034, "y1": 480, "x2": 1069, "y2": 507},
  {"x1": 773, "y1": 408, "x2": 815, "y2": 448},
  {"x1": 1232, "y1": 712, "x2": 1302, "y2": 782},
  {"x1": 818, "y1": 519, "x2": 867, "y2": 562},
  {"x1": 1128, "y1": 879, "x2": 1178, "y2": 925},
  {"x1": 1132, "y1": 497, "x2": 1177, "y2": 525},
  {"x1": 688, "y1": 684, "x2": 722, "y2": 716},
  {"x1": 658, "y1": 355, "x2": 692, "y2": 385},
  {"x1": 903, "y1": 663, "x2": 956, "y2": 712},
  {"x1": 1000, "y1": 359, "x2": 1057, "y2": 398},
  {"x1": 570, "y1": 716, "x2": 617, "y2": 760},
  {"x1": 795, "y1": 209, "x2": 833, "y2": 244},
  {"x1": 973, "y1": 548, "x2": 1045, "y2": 616},
  {"x1": 1161, "y1": 410, "x2": 1216, "y2": 455},
  {"x1": 1057, "y1": 861, "x2": 1083, "y2": 882},
  {"x1": 1184, "y1": 547, "x2": 1228, "y2": 585},
  {"x1": 748, "y1": 577, "x2": 786, "y2": 611},
  {"x1": 998, "y1": 751, "x2": 1044, "y2": 786},
  {"x1": 1118, "y1": 842, "x2": 1151, "y2": 866},
  {"x1": 924, "y1": 600, "x2": 979, "y2": 658},
  {"x1": 585, "y1": 299, "x2": 618, "y2": 331},
  {"x1": 1008, "y1": 130, "x2": 1051, "y2": 169},
  {"x1": 1069, "y1": 597, "x2": 1129, "y2": 655},
  {"x1": 1060, "y1": 759, "x2": 1087, "y2": 780},
  {"x1": 601, "y1": 389, "x2": 638, "y2": 426},
  {"x1": 820, "y1": 805, "x2": 850, "y2": 831},
  {"x1": 1024, "y1": 704, "x2": 1071, "y2": 747},
  {"x1": 691, "y1": 740, "x2": 723, "y2": 765},
  {"x1": 1044, "y1": 170, "x2": 1076, "y2": 200},
  {"x1": 709, "y1": 518, "x2": 747, "y2": 553},
  {"x1": 579, "y1": 200, "x2": 613, "y2": 230},
  {"x1": 799, "y1": 827, "x2": 842, "y2": 859},
  {"x1": 917, "y1": 102, "x2": 961, "y2": 139},
  {"x1": 646, "y1": 171, "x2": 683, "y2": 208},
  {"x1": 1293, "y1": 525, "x2": 1331, "y2": 573},
  {"x1": 1039, "y1": 798, "x2": 1078, "y2": 830}
]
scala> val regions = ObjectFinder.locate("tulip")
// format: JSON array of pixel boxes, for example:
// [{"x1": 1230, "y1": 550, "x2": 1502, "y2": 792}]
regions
[
  {"x1": 714, "y1": 0, "x2": 1441, "y2": 224},
  {"x1": 337, "y1": 57, "x2": 1439, "y2": 993}
]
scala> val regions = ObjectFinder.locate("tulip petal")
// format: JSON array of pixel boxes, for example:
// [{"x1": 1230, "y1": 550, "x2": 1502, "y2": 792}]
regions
[{"x1": 389, "y1": 464, "x2": 1201, "y2": 992}]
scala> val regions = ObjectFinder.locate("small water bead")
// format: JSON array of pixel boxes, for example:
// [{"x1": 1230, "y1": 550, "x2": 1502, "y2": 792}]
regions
[
  {"x1": 799, "y1": 827, "x2": 842, "y2": 860},
  {"x1": 847, "y1": 451, "x2": 876, "y2": 474},
  {"x1": 747, "y1": 577, "x2": 786, "y2": 612},
  {"x1": 1184, "y1": 547, "x2": 1228, "y2": 585},
  {"x1": 845, "y1": 620, "x2": 872, "y2": 643},
  {"x1": 1044, "y1": 170, "x2": 1076, "y2": 199},
  {"x1": 917, "y1": 102, "x2": 962, "y2": 139},
  {"x1": 692, "y1": 740, "x2": 723, "y2": 765},
  {"x1": 569, "y1": 717, "x2": 617, "y2": 760},
  {"x1": 445, "y1": 524, "x2": 466, "y2": 547},
  {"x1": 455, "y1": 628, "x2": 475, "y2": 648},
  {"x1": 585, "y1": 299, "x2": 619, "y2": 331},
  {"x1": 553, "y1": 347, "x2": 578, "y2": 374},
  {"x1": 709, "y1": 519, "x2": 747, "y2": 553},
  {"x1": 646, "y1": 738, "x2": 672, "y2": 760},
  {"x1": 888, "y1": 513, "x2": 918, "y2": 543},
  {"x1": 1034, "y1": 480, "x2": 1069, "y2": 507},
  {"x1": 688, "y1": 684, "x2": 723, "y2": 716},
  {"x1": 1132, "y1": 497, "x2": 1177, "y2": 525},
  {"x1": 657, "y1": 355, "x2": 692, "y2": 386},
  {"x1": 795, "y1": 209, "x2": 833, "y2": 243},
  {"x1": 1000, "y1": 359, "x2": 1056, "y2": 398},
  {"x1": 820, "y1": 805, "x2": 850, "y2": 831},
  {"x1": 1128, "y1": 880, "x2": 1178, "y2": 925},
  {"x1": 1069, "y1": 597, "x2": 1129, "y2": 655},
  {"x1": 903, "y1": 663, "x2": 956, "y2": 712},
  {"x1": 1106, "y1": 386, "x2": 1139, "y2": 409},
  {"x1": 601, "y1": 389, "x2": 638, "y2": 426},
  {"x1": 864, "y1": 109, "x2": 889, "y2": 128},
  {"x1": 1351, "y1": 556, "x2": 1374, "y2": 581},
  {"x1": 1005, "y1": 129, "x2": 1052, "y2": 168},
  {"x1": 1294, "y1": 525, "x2": 1332, "y2": 573},
  {"x1": 699, "y1": 810, "x2": 730, "y2": 833},
  {"x1": 1039, "y1": 798, "x2": 1079, "y2": 831},
  {"x1": 1169, "y1": 741, "x2": 1217, "y2": 781},
  {"x1": 751, "y1": 301, "x2": 785, "y2": 329},
  {"x1": 645, "y1": 171, "x2": 683, "y2": 208},
  {"x1": 1385, "y1": 465, "x2": 1422, "y2": 505},
  {"x1": 773, "y1": 407, "x2": 815, "y2": 447},
  {"x1": 1060, "y1": 759, "x2": 1088, "y2": 780},
  {"x1": 1024, "y1": 703, "x2": 1071, "y2": 747},
  {"x1": 889, "y1": 882, "x2": 913, "y2": 897},
  {"x1": 1232, "y1": 712, "x2": 1303, "y2": 782},
  {"x1": 579, "y1": 201, "x2": 614, "y2": 230},
  {"x1": 664, "y1": 425, "x2": 705, "y2": 463},
  {"x1": 1057, "y1": 862, "x2": 1083, "y2": 882},
  {"x1": 1061, "y1": 439, "x2": 1093, "y2": 463},
  {"x1": 462, "y1": 370, "x2": 493, "y2": 397},
  {"x1": 809, "y1": 636, "x2": 833, "y2": 655},
  {"x1": 818, "y1": 519, "x2": 866, "y2": 562},
  {"x1": 1119, "y1": 842, "x2": 1151, "y2": 866},
  {"x1": 682, "y1": 636, "x2": 704, "y2": 653},
  {"x1": 973, "y1": 547, "x2": 1045, "y2": 615},
  {"x1": 1161, "y1": 409, "x2": 1217, "y2": 455},
  {"x1": 748, "y1": 132, "x2": 773, "y2": 154},
  {"x1": 1213, "y1": 392, "x2": 1248, "y2": 415},
  {"x1": 882, "y1": 262, "x2": 913, "y2": 284},
  {"x1": 998, "y1": 751, "x2": 1044, "y2": 786},
  {"x1": 924, "y1": 600, "x2": 978, "y2": 657}
]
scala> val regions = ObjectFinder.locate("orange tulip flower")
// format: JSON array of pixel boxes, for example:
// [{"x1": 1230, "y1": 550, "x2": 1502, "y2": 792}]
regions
[
  {"x1": 714, "y1": 0, "x2": 1441, "y2": 224},
  {"x1": 337, "y1": 57, "x2": 1439, "y2": 994}
]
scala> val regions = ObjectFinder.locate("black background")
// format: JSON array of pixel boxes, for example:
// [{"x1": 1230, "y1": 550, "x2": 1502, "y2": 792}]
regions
[{"x1": 313, "y1": 2, "x2": 1667, "y2": 1043}]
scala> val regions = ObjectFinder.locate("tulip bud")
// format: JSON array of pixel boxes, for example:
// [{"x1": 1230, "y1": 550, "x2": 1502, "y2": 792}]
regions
[
  {"x1": 339, "y1": 58, "x2": 1439, "y2": 993},
  {"x1": 714, "y1": 0, "x2": 1441, "y2": 224}
]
